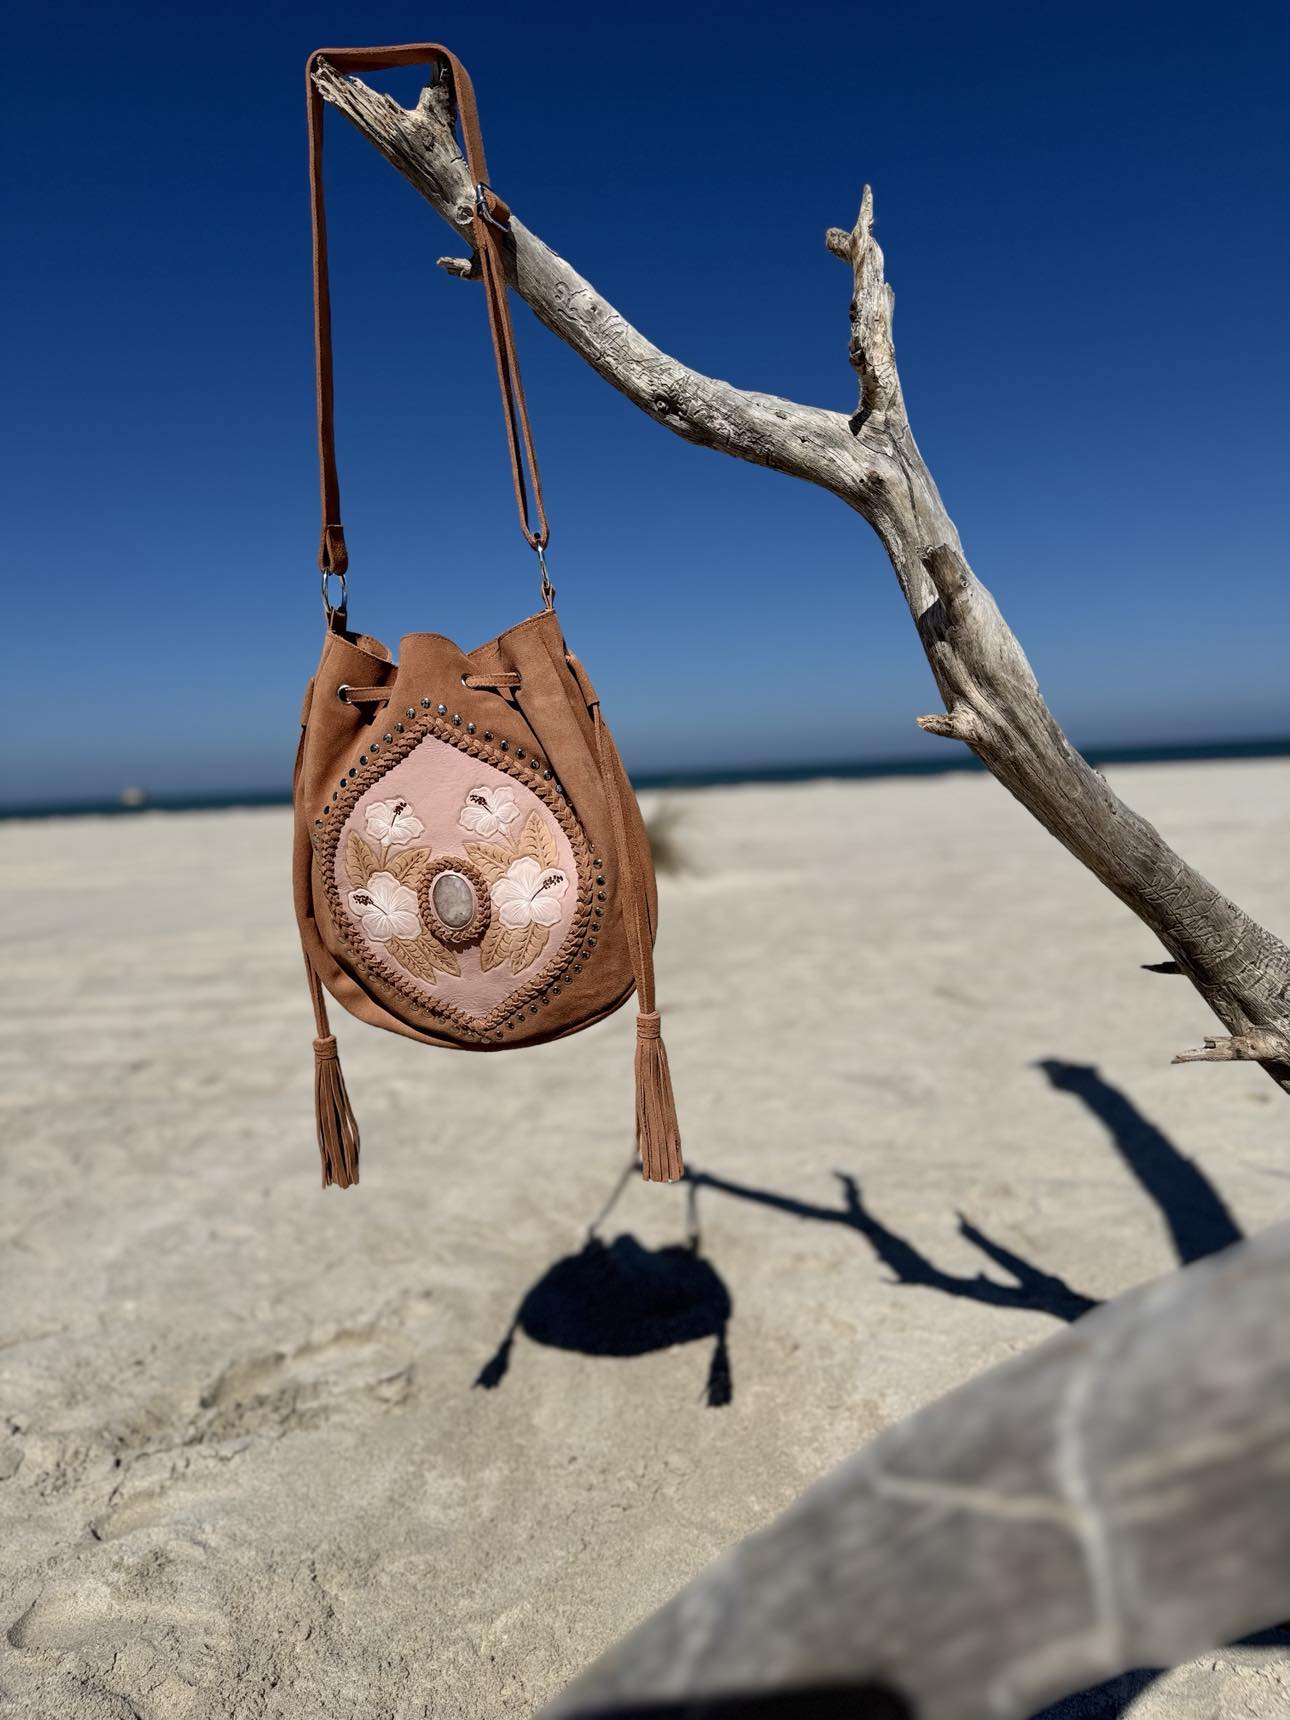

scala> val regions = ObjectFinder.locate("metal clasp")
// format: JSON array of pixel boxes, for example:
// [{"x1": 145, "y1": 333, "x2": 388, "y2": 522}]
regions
[
  {"x1": 321, "y1": 569, "x2": 348, "y2": 621},
  {"x1": 535, "y1": 544, "x2": 556, "y2": 611},
  {"x1": 475, "y1": 182, "x2": 509, "y2": 231}
]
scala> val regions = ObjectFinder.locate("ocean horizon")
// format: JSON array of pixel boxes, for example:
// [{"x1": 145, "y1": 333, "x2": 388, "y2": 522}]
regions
[{"x1": 3, "y1": 735, "x2": 1287, "y2": 823}]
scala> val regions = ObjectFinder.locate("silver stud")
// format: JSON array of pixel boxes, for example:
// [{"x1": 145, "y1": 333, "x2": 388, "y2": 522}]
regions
[
  {"x1": 370, "y1": 743, "x2": 379, "y2": 754},
  {"x1": 406, "y1": 707, "x2": 416, "y2": 719},
  {"x1": 359, "y1": 755, "x2": 367, "y2": 764},
  {"x1": 420, "y1": 697, "x2": 431, "y2": 709},
  {"x1": 395, "y1": 721, "x2": 405, "y2": 733},
  {"x1": 594, "y1": 859, "x2": 604, "y2": 869},
  {"x1": 596, "y1": 875, "x2": 605, "y2": 885},
  {"x1": 451, "y1": 713, "x2": 461, "y2": 725},
  {"x1": 594, "y1": 907, "x2": 604, "y2": 917},
  {"x1": 466, "y1": 722, "x2": 476, "y2": 735},
  {"x1": 348, "y1": 768, "x2": 357, "y2": 777},
  {"x1": 483, "y1": 731, "x2": 493, "y2": 742},
  {"x1": 499, "y1": 739, "x2": 508, "y2": 751},
  {"x1": 597, "y1": 891, "x2": 606, "y2": 901},
  {"x1": 573, "y1": 963, "x2": 582, "y2": 973},
  {"x1": 516, "y1": 747, "x2": 525, "y2": 759},
  {"x1": 437, "y1": 703, "x2": 447, "y2": 716},
  {"x1": 543, "y1": 769, "x2": 553, "y2": 780},
  {"x1": 383, "y1": 733, "x2": 393, "y2": 743}
]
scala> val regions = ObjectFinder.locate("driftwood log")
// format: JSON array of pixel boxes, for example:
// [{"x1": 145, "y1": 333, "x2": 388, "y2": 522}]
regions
[
  {"x1": 313, "y1": 58, "x2": 1290, "y2": 1093},
  {"x1": 540, "y1": 1220, "x2": 1290, "y2": 1718}
]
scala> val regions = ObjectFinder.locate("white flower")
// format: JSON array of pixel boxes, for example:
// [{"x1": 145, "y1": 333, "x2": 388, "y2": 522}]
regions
[
  {"x1": 364, "y1": 798, "x2": 425, "y2": 847},
  {"x1": 490, "y1": 855, "x2": 569, "y2": 930},
  {"x1": 348, "y1": 872, "x2": 421, "y2": 943},
  {"x1": 459, "y1": 784, "x2": 521, "y2": 840}
]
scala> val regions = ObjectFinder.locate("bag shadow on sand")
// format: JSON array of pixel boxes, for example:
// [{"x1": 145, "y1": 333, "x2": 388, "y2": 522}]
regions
[{"x1": 474, "y1": 1168, "x2": 733, "y2": 1405}]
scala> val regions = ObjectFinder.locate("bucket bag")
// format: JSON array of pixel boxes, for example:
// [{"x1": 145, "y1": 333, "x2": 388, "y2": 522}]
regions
[{"x1": 295, "y1": 43, "x2": 682, "y2": 1189}]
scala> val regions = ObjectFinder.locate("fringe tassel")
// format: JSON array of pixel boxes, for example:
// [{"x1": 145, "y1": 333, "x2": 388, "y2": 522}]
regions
[
  {"x1": 635, "y1": 1011, "x2": 683, "y2": 1183},
  {"x1": 314, "y1": 1034, "x2": 360, "y2": 1189}
]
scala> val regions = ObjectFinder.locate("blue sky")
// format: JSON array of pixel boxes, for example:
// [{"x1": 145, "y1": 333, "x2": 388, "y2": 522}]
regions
[{"x1": 4, "y1": 0, "x2": 1286, "y2": 805}]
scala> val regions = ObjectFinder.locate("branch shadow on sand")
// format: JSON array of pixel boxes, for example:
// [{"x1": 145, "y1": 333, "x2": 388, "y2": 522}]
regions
[{"x1": 477, "y1": 1065, "x2": 1254, "y2": 1720}]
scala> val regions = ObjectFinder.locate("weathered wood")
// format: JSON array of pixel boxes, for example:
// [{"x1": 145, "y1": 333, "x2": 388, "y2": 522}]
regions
[
  {"x1": 312, "y1": 58, "x2": 1290, "y2": 1094},
  {"x1": 540, "y1": 1221, "x2": 1290, "y2": 1719}
]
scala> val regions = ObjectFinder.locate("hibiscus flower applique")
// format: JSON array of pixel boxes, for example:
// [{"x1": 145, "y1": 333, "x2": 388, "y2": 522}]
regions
[
  {"x1": 363, "y1": 798, "x2": 425, "y2": 847},
  {"x1": 490, "y1": 855, "x2": 569, "y2": 929},
  {"x1": 348, "y1": 872, "x2": 421, "y2": 943},
  {"x1": 459, "y1": 785, "x2": 521, "y2": 840}
]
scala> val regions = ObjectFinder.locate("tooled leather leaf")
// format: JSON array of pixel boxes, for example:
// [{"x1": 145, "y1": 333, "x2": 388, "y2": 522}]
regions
[
  {"x1": 387, "y1": 932, "x2": 460, "y2": 983},
  {"x1": 479, "y1": 919, "x2": 509, "y2": 972},
  {"x1": 509, "y1": 921, "x2": 550, "y2": 974},
  {"x1": 516, "y1": 809, "x2": 558, "y2": 870},
  {"x1": 345, "y1": 831, "x2": 378, "y2": 887},
  {"x1": 466, "y1": 841, "x2": 512, "y2": 883},
  {"x1": 387, "y1": 845, "x2": 435, "y2": 887}
]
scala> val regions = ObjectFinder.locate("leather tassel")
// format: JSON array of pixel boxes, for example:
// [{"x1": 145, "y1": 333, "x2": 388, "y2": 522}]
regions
[
  {"x1": 314, "y1": 1033, "x2": 360, "y2": 1189},
  {"x1": 635, "y1": 1011, "x2": 683, "y2": 1183}
]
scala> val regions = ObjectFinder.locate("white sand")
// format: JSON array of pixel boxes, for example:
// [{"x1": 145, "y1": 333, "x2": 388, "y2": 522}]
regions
[{"x1": 2, "y1": 760, "x2": 1288, "y2": 1718}]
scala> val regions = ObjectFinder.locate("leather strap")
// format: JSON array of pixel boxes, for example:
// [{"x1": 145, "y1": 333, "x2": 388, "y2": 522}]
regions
[{"x1": 307, "y1": 44, "x2": 549, "y2": 581}]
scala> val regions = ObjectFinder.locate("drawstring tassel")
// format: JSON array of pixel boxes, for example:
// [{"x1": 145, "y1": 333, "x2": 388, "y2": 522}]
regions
[
  {"x1": 314, "y1": 1034, "x2": 360, "y2": 1189},
  {"x1": 635, "y1": 1011, "x2": 683, "y2": 1183}
]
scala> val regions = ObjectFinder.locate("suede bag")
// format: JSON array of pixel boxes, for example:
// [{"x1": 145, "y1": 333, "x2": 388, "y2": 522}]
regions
[{"x1": 296, "y1": 44, "x2": 681, "y2": 1189}]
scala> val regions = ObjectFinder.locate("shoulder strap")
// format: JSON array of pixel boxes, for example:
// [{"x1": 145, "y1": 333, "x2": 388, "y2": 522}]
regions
[{"x1": 307, "y1": 45, "x2": 550, "y2": 599}]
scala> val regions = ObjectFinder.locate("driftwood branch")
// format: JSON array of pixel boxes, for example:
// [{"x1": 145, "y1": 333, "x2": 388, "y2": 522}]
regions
[
  {"x1": 541, "y1": 1221, "x2": 1290, "y2": 1719},
  {"x1": 313, "y1": 58, "x2": 1290, "y2": 1094}
]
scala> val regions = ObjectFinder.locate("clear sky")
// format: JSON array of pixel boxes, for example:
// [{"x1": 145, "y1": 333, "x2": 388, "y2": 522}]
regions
[{"x1": 4, "y1": 0, "x2": 1287, "y2": 806}]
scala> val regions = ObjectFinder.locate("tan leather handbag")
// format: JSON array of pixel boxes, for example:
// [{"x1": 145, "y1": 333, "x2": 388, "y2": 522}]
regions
[{"x1": 295, "y1": 43, "x2": 681, "y2": 1190}]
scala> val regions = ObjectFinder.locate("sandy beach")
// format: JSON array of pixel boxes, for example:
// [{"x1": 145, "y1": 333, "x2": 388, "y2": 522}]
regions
[{"x1": 2, "y1": 759, "x2": 1287, "y2": 1718}]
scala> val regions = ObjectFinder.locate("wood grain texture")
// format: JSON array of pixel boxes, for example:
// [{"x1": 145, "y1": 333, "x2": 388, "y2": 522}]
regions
[
  {"x1": 312, "y1": 58, "x2": 1290, "y2": 1092},
  {"x1": 542, "y1": 1221, "x2": 1290, "y2": 1719}
]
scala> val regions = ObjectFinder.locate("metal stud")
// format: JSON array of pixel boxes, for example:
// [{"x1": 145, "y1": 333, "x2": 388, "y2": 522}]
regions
[
  {"x1": 516, "y1": 747, "x2": 525, "y2": 759},
  {"x1": 437, "y1": 703, "x2": 447, "y2": 716},
  {"x1": 451, "y1": 713, "x2": 461, "y2": 726},
  {"x1": 405, "y1": 707, "x2": 416, "y2": 719},
  {"x1": 543, "y1": 769, "x2": 553, "y2": 780},
  {"x1": 395, "y1": 721, "x2": 405, "y2": 733},
  {"x1": 420, "y1": 697, "x2": 431, "y2": 709},
  {"x1": 323, "y1": 805, "x2": 330, "y2": 815},
  {"x1": 383, "y1": 733, "x2": 393, "y2": 743},
  {"x1": 315, "y1": 817, "x2": 322, "y2": 826},
  {"x1": 466, "y1": 722, "x2": 476, "y2": 735},
  {"x1": 597, "y1": 891, "x2": 606, "y2": 901},
  {"x1": 595, "y1": 907, "x2": 604, "y2": 917},
  {"x1": 499, "y1": 739, "x2": 509, "y2": 752},
  {"x1": 370, "y1": 743, "x2": 379, "y2": 754},
  {"x1": 596, "y1": 875, "x2": 605, "y2": 885},
  {"x1": 483, "y1": 731, "x2": 493, "y2": 743},
  {"x1": 348, "y1": 767, "x2": 357, "y2": 778},
  {"x1": 359, "y1": 755, "x2": 367, "y2": 765},
  {"x1": 573, "y1": 963, "x2": 582, "y2": 973},
  {"x1": 594, "y1": 859, "x2": 604, "y2": 869}
]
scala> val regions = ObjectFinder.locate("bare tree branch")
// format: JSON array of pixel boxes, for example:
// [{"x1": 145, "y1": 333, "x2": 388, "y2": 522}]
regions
[
  {"x1": 312, "y1": 58, "x2": 1290, "y2": 1094},
  {"x1": 540, "y1": 1221, "x2": 1290, "y2": 1719}
]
